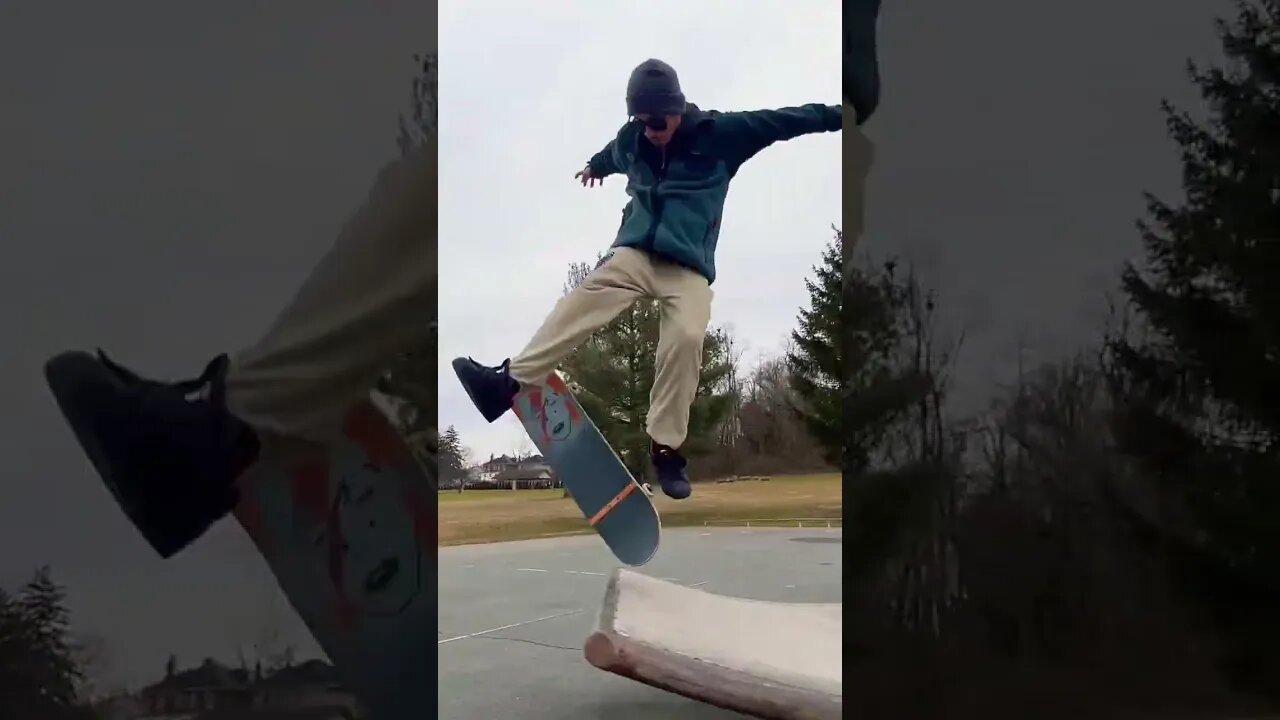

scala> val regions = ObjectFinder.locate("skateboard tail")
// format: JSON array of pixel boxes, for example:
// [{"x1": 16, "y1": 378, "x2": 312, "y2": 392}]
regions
[{"x1": 598, "y1": 511, "x2": 661, "y2": 567}]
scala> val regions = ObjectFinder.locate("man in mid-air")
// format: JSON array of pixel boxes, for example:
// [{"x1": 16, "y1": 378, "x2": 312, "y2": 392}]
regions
[
  {"x1": 454, "y1": 57, "x2": 845, "y2": 500},
  {"x1": 43, "y1": 4, "x2": 882, "y2": 560}
]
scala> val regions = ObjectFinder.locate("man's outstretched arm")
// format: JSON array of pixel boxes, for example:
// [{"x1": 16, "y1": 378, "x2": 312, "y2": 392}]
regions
[
  {"x1": 715, "y1": 103, "x2": 842, "y2": 167},
  {"x1": 575, "y1": 138, "x2": 625, "y2": 187},
  {"x1": 586, "y1": 139, "x2": 624, "y2": 177}
]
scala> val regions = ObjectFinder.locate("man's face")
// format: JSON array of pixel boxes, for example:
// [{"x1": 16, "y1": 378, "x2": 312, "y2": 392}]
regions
[{"x1": 636, "y1": 114, "x2": 682, "y2": 148}]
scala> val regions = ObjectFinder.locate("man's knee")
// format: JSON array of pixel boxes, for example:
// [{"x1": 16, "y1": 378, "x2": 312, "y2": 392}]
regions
[{"x1": 665, "y1": 322, "x2": 707, "y2": 356}]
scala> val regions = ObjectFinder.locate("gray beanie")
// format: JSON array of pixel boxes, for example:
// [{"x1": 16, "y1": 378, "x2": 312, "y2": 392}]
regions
[{"x1": 625, "y1": 59, "x2": 686, "y2": 116}]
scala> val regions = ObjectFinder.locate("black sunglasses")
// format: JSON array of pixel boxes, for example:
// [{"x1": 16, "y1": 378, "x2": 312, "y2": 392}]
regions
[{"x1": 633, "y1": 116, "x2": 669, "y2": 131}]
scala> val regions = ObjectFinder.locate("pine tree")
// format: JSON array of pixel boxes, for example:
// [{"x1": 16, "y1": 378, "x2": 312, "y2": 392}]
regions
[
  {"x1": 788, "y1": 230, "x2": 843, "y2": 465},
  {"x1": 438, "y1": 426, "x2": 467, "y2": 486},
  {"x1": 19, "y1": 568, "x2": 82, "y2": 709},
  {"x1": 1106, "y1": 0, "x2": 1280, "y2": 693},
  {"x1": 789, "y1": 227, "x2": 923, "y2": 473},
  {"x1": 1110, "y1": 0, "x2": 1280, "y2": 578},
  {"x1": 0, "y1": 568, "x2": 93, "y2": 720},
  {"x1": 0, "y1": 587, "x2": 24, "y2": 699}
]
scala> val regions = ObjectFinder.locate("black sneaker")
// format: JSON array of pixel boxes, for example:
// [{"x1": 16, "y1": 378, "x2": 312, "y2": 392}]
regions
[
  {"x1": 451, "y1": 357, "x2": 520, "y2": 422},
  {"x1": 650, "y1": 441, "x2": 691, "y2": 500},
  {"x1": 44, "y1": 350, "x2": 260, "y2": 559},
  {"x1": 845, "y1": 0, "x2": 882, "y2": 124}
]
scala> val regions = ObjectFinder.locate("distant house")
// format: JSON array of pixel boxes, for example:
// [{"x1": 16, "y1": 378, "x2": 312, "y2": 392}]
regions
[
  {"x1": 249, "y1": 659, "x2": 360, "y2": 716},
  {"x1": 495, "y1": 463, "x2": 558, "y2": 490},
  {"x1": 125, "y1": 657, "x2": 363, "y2": 719},
  {"x1": 465, "y1": 453, "x2": 556, "y2": 489},
  {"x1": 138, "y1": 657, "x2": 252, "y2": 716},
  {"x1": 480, "y1": 453, "x2": 520, "y2": 474}
]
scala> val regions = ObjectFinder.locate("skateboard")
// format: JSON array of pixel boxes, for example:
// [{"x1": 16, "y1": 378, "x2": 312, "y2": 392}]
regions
[
  {"x1": 232, "y1": 400, "x2": 434, "y2": 720},
  {"x1": 510, "y1": 371, "x2": 661, "y2": 566},
  {"x1": 45, "y1": 350, "x2": 434, "y2": 720}
]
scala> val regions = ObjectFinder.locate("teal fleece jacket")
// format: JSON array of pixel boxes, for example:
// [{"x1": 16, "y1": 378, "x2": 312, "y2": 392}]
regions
[{"x1": 587, "y1": 102, "x2": 841, "y2": 284}]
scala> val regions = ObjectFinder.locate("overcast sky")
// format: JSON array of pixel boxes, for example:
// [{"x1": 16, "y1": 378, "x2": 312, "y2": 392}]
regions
[
  {"x1": 0, "y1": 0, "x2": 1226, "y2": 697},
  {"x1": 864, "y1": 1, "x2": 1223, "y2": 412},
  {"x1": 437, "y1": 0, "x2": 841, "y2": 463}
]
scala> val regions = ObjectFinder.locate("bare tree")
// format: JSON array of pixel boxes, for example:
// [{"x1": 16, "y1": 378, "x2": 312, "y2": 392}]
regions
[
  {"x1": 68, "y1": 631, "x2": 111, "y2": 702},
  {"x1": 716, "y1": 327, "x2": 745, "y2": 476}
]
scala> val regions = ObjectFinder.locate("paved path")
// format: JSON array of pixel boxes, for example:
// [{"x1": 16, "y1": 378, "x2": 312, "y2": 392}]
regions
[{"x1": 437, "y1": 526, "x2": 842, "y2": 719}]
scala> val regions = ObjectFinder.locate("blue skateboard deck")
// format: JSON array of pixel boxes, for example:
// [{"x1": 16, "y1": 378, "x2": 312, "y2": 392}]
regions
[
  {"x1": 511, "y1": 372, "x2": 661, "y2": 566},
  {"x1": 233, "y1": 400, "x2": 434, "y2": 720}
]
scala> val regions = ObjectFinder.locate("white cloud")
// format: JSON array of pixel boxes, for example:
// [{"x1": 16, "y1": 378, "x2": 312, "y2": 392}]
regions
[{"x1": 438, "y1": 0, "x2": 841, "y2": 460}]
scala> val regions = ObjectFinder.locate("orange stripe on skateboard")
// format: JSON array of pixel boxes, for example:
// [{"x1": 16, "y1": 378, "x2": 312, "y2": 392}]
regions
[{"x1": 589, "y1": 484, "x2": 638, "y2": 526}]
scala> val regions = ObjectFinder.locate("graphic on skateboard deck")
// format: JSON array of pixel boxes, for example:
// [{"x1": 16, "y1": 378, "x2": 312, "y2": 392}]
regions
[
  {"x1": 510, "y1": 372, "x2": 661, "y2": 566},
  {"x1": 45, "y1": 350, "x2": 434, "y2": 720},
  {"x1": 232, "y1": 399, "x2": 434, "y2": 720}
]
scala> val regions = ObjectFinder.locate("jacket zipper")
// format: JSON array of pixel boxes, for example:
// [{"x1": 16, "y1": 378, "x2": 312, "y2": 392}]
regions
[{"x1": 643, "y1": 147, "x2": 667, "y2": 252}]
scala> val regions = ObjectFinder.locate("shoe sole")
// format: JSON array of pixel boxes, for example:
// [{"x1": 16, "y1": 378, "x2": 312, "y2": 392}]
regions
[
  {"x1": 44, "y1": 351, "x2": 145, "y2": 533},
  {"x1": 659, "y1": 484, "x2": 692, "y2": 500},
  {"x1": 451, "y1": 357, "x2": 510, "y2": 423}
]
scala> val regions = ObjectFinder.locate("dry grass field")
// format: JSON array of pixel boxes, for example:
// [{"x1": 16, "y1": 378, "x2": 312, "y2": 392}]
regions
[{"x1": 437, "y1": 472, "x2": 841, "y2": 546}]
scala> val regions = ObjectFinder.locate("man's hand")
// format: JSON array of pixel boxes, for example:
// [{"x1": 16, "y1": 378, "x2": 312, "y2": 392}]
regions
[{"x1": 575, "y1": 164, "x2": 605, "y2": 188}]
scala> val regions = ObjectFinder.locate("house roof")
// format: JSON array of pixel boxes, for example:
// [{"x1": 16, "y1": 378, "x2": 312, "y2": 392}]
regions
[
  {"x1": 255, "y1": 659, "x2": 343, "y2": 688},
  {"x1": 144, "y1": 659, "x2": 248, "y2": 693},
  {"x1": 481, "y1": 454, "x2": 518, "y2": 468},
  {"x1": 479, "y1": 454, "x2": 545, "y2": 470},
  {"x1": 494, "y1": 465, "x2": 552, "y2": 481}
]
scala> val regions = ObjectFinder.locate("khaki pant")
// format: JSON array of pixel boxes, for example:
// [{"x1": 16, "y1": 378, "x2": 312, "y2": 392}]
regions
[
  {"x1": 224, "y1": 140, "x2": 438, "y2": 442},
  {"x1": 508, "y1": 247, "x2": 713, "y2": 450}
]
